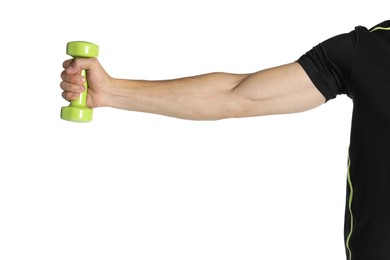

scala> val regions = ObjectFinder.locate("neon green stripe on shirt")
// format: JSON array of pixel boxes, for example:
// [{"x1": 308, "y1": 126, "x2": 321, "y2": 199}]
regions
[{"x1": 370, "y1": 26, "x2": 390, "y2": 32}]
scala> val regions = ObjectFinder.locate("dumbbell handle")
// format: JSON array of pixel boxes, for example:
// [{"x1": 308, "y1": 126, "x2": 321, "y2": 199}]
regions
[{"x1": 71, "y1": 69, "x2": 88, "y2": 108}]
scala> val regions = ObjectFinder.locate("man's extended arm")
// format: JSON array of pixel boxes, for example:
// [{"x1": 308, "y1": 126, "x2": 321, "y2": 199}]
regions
[{"x1": 60, "y1": 59, "x2": 325, "y2": 120}]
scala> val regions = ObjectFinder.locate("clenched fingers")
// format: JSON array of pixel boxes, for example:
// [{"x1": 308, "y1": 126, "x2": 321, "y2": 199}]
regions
[
  {"x1": 60, "y1": 70, "x2": 85, "y2": 85},
  {"x1": 62, "y1": 91, "x2": 81, "y2": 102},
  {"x1": 60, "y1": 80, "x2": 85, "y2": 93}
]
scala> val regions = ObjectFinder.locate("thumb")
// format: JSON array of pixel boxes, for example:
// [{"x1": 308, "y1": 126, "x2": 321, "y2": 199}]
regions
[{"x1": 66, "y1": 58, "x2": 98, "y2": 74}]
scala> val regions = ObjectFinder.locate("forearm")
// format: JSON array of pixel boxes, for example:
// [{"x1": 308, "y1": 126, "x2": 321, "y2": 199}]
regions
[{"x1": 104, "y1": 73, "x2": 249, "y2": 120}]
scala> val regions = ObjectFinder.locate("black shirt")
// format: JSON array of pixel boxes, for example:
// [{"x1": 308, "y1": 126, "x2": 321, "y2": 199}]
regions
[{"x1": 297, "y1": 20, "x2": 390, "y2": 260}]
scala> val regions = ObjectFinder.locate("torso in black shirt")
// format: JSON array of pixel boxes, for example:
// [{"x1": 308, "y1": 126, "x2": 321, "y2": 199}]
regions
[{"x1": 297, "y1": 20, "x2": 390, "y2": 260}]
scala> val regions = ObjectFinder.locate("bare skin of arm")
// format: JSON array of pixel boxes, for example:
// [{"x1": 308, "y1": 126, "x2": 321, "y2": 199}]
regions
[{"x1": 60, "y1": 59, "x2": 325, "y2": 120}]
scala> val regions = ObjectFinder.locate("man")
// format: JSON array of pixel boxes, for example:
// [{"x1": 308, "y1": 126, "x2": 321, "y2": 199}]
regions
[{"x1": 60, "y1": 20, "x2": 390, "y2": 260}]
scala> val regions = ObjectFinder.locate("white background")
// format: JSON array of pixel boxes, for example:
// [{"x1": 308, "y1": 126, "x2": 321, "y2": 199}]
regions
[{"x1": 0, "y1": 1, "x2": 387, "y2": 259}]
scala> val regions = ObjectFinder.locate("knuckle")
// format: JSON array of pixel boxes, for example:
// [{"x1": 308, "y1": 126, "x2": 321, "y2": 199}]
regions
[
  {"x1": 62, "y1": 91, "x2": 78, "y2": 101},
  {"x1": 59, "y1": 81, "x2": 67, "y2": 90},
  {"x1": 62, "y1": 91, "x2": 70, "y2": 101},
  {"x1": 60, "y1": 70, "x2": 67, "y2": 80},
  {"x1": 62, "y1": 59, "x2": 70, "y2": 69}
]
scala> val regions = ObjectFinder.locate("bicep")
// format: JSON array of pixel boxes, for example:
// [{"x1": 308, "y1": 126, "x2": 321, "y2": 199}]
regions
[{"x1": 231, "y1": 62, "x2": 325, "y2": 117}]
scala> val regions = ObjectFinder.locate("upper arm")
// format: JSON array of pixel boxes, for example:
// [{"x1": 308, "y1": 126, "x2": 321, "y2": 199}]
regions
[{"x1": 231, "y1": 62, "x2": 326, "y2": 117}]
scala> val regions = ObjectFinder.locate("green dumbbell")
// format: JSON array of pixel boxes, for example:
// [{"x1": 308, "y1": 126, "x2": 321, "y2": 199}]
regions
[{"x1": 61, "y1": 41, "x2": 99, "y2": 122}]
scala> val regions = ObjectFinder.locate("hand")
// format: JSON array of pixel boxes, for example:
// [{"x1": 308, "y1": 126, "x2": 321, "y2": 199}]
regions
[{"x1": 60, "y1": 58, "x2": 113, "y2": 108}]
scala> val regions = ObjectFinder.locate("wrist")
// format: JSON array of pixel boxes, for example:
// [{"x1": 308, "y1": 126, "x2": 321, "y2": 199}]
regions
[{"x1": 102, "y1": 78, "x2": 135, "y2": 110}]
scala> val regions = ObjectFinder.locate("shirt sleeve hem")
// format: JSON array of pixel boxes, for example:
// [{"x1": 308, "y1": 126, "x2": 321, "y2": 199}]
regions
[{"x1": 296, "y1": 57, "x2": 335, "y2": 102}]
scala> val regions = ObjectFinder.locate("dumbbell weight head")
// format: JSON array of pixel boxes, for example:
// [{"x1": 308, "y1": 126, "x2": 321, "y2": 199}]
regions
[{"x1": 67, "y1": 41, "x2": 99, "y2": 58}]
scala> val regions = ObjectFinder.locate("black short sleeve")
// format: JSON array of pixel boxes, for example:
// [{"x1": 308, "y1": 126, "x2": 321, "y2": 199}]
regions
[{"x1": 297, "y1": 29, "x2": 358, "y2": 101}]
